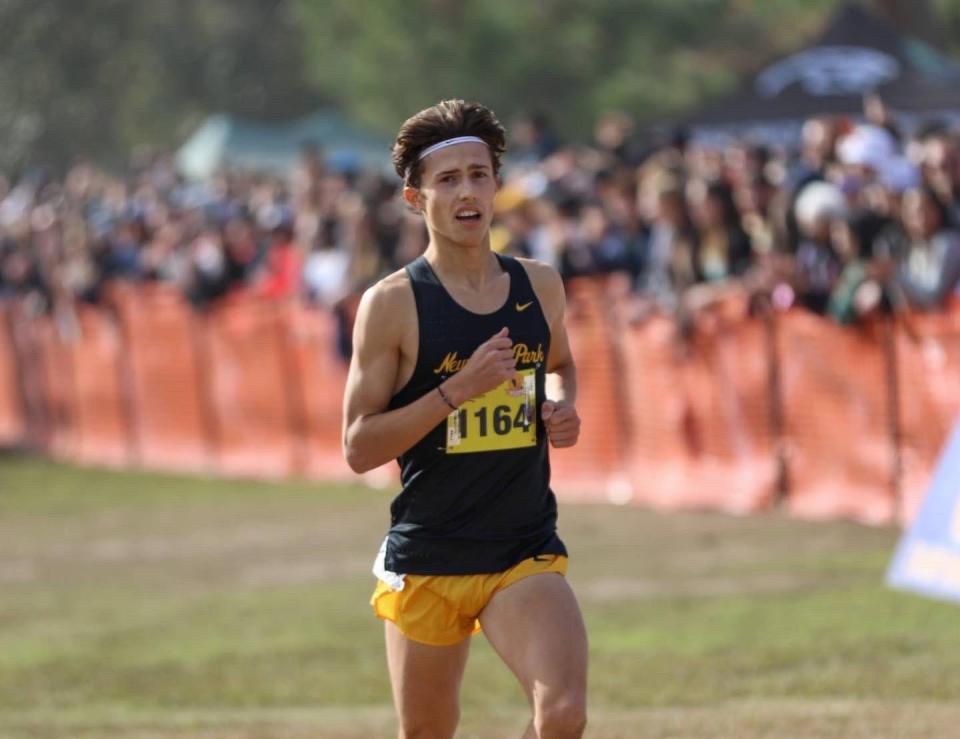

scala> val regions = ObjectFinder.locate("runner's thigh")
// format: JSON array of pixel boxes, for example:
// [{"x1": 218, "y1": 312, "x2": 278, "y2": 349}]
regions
[
  {"x1": 384, "y1": 621, "x2": 471, "y2": 727},
  {"x1": 477, "y1": 572, "x2": 587, "y2": 700}
]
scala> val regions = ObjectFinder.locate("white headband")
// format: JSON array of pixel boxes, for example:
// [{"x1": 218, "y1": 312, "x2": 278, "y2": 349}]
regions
[{"x1": 417, "y1": 136, "x2": 488, "y2": 161}]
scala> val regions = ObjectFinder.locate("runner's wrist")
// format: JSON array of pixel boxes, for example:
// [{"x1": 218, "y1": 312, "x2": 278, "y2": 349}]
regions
[
  {"x1": 436, "y1": 383, "x2": 458, "y2": 410},
  {"x1": 440, "y1": 376, "x2": 470, "y2": 408}
]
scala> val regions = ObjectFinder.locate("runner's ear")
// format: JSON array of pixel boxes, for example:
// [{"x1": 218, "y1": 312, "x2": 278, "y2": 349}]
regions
[{"x1": 403, "y1": 186, "x2": 422, "y2": 212}]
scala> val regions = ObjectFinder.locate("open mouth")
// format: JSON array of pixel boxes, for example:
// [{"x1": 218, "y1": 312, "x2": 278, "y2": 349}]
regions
[{"x1": 455, "y1": 209, "x2": 482, "y2": 223}]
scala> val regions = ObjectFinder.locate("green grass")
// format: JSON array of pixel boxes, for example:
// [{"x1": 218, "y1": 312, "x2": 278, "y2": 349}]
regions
[{"x1": 1, "y1": 455, "x2": 959, "y2": 738}]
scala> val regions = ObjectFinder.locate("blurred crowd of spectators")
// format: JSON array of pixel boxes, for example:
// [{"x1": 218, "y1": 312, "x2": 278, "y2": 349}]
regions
[
  {"x1": 3, "y1": 101, "x2": 960, "y2": 356},
  {"x1": 501, "y1": 103, "x2": 960, "y2": 327}
]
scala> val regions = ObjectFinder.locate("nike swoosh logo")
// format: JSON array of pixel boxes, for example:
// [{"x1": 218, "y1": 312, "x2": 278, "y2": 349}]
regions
[{"x1": 516, "y1": 301, "x2": 534, "y2": 312}]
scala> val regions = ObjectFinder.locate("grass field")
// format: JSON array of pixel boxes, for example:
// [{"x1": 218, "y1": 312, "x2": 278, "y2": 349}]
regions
[{"x1": 1, "y1": 455, "x2": 959, "y2": 738}]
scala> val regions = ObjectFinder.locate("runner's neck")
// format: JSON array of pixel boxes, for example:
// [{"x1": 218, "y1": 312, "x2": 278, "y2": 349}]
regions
[{"x1": 424, "y1": 244, "x2": 503, "y2": 291}]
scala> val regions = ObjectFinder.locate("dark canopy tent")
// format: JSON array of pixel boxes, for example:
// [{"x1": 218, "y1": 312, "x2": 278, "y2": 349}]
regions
[{"x1": 685, "y1": 3, "x2": 960, "y2": 144}]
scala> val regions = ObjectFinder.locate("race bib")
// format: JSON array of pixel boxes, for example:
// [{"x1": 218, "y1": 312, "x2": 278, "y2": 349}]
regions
[{"x1": 445, "y1": 369, "x2": 537, "y2": 454}]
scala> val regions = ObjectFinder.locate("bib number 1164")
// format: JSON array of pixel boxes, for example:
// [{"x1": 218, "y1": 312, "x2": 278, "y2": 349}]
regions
[{"x1": 446, "y1": 369, "x2": 536, "y2": 454}]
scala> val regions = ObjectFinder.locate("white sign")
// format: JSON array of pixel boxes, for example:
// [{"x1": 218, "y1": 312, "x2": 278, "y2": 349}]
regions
[
  {"x1": 888, "y1": 419, "x2": 960, "y2": 604},
  {"x1": 756, "y1": 46, "x2": 900, "y2": 97}
]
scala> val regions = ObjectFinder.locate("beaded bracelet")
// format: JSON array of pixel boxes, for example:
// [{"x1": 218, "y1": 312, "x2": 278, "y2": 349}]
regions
[{"x1": 437, "y1": 384, "x2": 458, "y2": 410}]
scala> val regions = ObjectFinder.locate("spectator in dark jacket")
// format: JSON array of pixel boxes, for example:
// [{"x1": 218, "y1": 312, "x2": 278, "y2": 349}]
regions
[
  {"x1": 827, "y1": 209, "x2": 894, "y2": 324},
  {"x1": 893, "y1": 185, "x2": 960, "y2": 309},
  {"x1": 687, "y1": 178, "x2": 754, "y2": 282}
]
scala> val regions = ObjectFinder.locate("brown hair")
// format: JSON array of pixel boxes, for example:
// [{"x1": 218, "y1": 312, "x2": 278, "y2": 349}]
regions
[{"x1": 392, "y1": 99, "x2": 507, "y2": 188}]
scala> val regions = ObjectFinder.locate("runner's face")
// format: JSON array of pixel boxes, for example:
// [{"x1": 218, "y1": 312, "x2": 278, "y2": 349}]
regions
[{"x1": 406, "y1": 142, "x2": 498, "y2": 248}]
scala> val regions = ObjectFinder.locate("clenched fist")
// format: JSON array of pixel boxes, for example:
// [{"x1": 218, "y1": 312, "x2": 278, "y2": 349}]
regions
[
  {"x1": 443, "y1": 327, "x2": 519, "y2": 405},
  {"x1": 540, "y1": 400, "x2": 581, "y2": 448}
]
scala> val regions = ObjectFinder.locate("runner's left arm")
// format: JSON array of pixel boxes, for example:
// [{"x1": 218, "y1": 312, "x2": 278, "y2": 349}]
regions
[{"x1": 521, "y1": 260, "x2": 580, "y2": 448}]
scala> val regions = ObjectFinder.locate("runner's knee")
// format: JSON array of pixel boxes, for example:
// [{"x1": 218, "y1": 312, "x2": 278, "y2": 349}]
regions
[{"x1": 534, "y1": 692, "x2": 587, "y2": 738}]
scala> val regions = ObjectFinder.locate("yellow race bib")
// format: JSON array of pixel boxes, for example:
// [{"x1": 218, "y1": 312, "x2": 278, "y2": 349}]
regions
[{"x1": 445, "y1": 369, "x2": 537, "y2": 454}]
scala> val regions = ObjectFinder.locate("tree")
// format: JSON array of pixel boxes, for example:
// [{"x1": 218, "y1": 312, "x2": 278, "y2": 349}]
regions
[
  {"x1": 5, "y1": 0, "x2": 959, "y2": 171},
  {"x1": 0, "y1": 0, "x2": 320, "y2": 172},
  {"x1": 295, "y1": 0, "x2": 838, "y2": 141}
]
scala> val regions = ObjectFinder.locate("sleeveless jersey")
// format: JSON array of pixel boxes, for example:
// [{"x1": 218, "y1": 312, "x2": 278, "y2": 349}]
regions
[{"x1": 383, "y1": 253, "x2": 567, "y2": 575}]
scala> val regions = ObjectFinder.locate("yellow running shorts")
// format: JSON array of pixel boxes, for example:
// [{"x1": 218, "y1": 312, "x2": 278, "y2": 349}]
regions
[{"x1": 371, "y1": 554, "x2": 568, "y2": 646}]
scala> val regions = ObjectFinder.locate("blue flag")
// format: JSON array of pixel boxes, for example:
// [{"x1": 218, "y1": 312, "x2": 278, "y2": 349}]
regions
[{"x1": 887, "y1": 419, "x2": 960, "y2": 604}]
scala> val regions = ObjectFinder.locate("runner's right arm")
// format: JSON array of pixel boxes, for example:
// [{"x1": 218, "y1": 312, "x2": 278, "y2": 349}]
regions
[{"x1": 342, "y1": 279, "x2": 517, "y2": 473}]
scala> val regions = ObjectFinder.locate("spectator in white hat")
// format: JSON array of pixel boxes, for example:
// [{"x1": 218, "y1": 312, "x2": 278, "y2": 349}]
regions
[{"x1": 791, "y1": 180, "x2": 847, "y2": 313}]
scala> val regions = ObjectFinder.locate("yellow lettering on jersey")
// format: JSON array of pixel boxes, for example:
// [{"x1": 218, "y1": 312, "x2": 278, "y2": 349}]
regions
[
  {"x1": 434, "y1": 343, "x2": 544, "y2": 376},
  {"x1": 433, "y1": 352, "x2": 468, "y2": 375},
  {"x1": 513, "y1": 342, "x2": 544, "y2": 365},
  {"x1": 446, "y1": 368, "x2": 537, "y2": 454}
]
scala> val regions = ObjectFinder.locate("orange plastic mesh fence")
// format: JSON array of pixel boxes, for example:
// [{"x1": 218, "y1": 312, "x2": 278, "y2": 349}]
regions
[
  {"x1": 0, "y1": 306, "x2": 25, "y2": 445},
  {"x1": 203, "y1": 298, "x2": 299, "y2": 478},
  {"x1": 895, "y1": 301, "x2": 960, "y2": 522},
  {"x1": 69, "y1": 307, "x2": 133, "y2": 467},
  {"x1": 777, "y1": 311, "x2": 896, "y2": 524},
  {"x1": 622, "y1": 295, "x2": 775, "y2": 514},
  {"x1": 110, "y1": 284, "x2": 213, "y2": 472},
  {"x1": 548, "y1": 276, "x2": 632, "y2": 502},
  {"x1": 281, "y1": 302, "x2": 355, "y2": 481},
  {"x1": 2, "y1": 281, "x2": 959, "y2": 526}
]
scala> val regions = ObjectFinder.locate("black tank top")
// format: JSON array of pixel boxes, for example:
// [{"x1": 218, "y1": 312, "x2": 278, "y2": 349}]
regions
[{"x1": 383, "y1": 253, "x2": 567, "y2": 575}]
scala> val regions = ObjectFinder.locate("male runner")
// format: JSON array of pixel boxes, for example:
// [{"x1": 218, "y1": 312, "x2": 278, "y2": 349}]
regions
[{"x1": 342, "y1": 99, "x2": 587, "y2": 739}]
